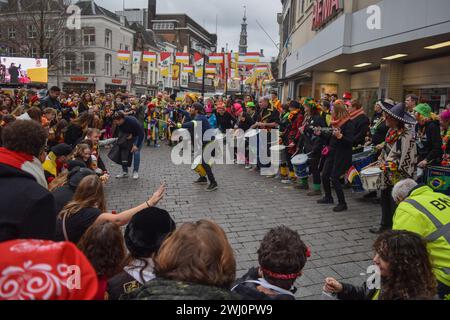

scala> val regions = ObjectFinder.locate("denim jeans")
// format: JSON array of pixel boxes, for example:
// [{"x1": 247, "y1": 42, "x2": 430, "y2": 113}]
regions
[{"x1": 122, "y1": 136, "x2": 144, "y2": 173}]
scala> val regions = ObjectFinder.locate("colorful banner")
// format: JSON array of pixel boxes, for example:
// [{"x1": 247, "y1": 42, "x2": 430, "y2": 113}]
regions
[
  {"x1": 255, "y1": 65, "x2": 268, "y2": 73},
  {"x1": 118, "y1": 50, "x2": 131, "y2": 61},
  {"x1": 132, "y1": 51, "x2": 141, "y2": 75},
  {"x1": 176, "y1": 53, "x2": 190, "y2": 64},
  {"x1": 183, "y1": 65, "x2": 194, "y2": 73},
  {"x1": 209, "y1": 53, "x2": 224, "y2": 64},
  {"x1": 242, "y1": 52, "x2": 261, "y2": 63},
  {"x1": 160, "y1": 52, "x2": 172, "y2": 63},
  {"x1": 194, "y1": 52, "x2": 204, "y2": 78},
  {"x1": 161, "y1": 66, "x2": 170, "y2": 78},
  {"x1": 205, "y1": 65, "x2": 216, "y2": 74},
  {"x1": 143, "y1": 51, "x2": 157, "y2": 62}
]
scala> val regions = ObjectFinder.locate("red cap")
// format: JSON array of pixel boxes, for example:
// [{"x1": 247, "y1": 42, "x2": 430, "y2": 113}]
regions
[
  {"x1": 343, "y1": 92, "x2": 352, "y2": 100},
  {"x1": 0, "y1": 240, "x2": 98, "y2": 300}
]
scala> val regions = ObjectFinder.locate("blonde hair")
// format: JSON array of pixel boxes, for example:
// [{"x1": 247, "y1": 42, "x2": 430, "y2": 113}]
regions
[{"x1": 333, "y1": 100, "x2": 350, "y2": 120}]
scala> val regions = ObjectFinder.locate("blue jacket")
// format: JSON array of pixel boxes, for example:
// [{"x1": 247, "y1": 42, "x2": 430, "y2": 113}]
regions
[{"x1": 207, "y1": 114, "x2": 217, "y2": 129}]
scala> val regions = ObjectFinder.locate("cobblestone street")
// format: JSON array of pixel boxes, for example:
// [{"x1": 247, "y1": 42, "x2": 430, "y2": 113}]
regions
[{"x1": 104, "y1": 145, "x2": 380, "y2": 299}]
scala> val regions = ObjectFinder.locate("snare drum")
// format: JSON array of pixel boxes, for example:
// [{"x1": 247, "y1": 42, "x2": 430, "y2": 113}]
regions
[
  {"x1": 270, "y1": 145, "x2": 287, "y2": 165},
  {"x1": 191, "y1": 156, "x2": 207, "y2": 177},
  {"x1": 426, "y1": 166, "x2": 450, "y2": 195},
  {"x1": 351, "y1": 151, "x2": 377, "y2": 193},
  {"x1": 291, "y1": 154, "x2": 309, "y2": 179},
  {"x1": 360, "y1": 167, "x2": 382, "y2": 192}
]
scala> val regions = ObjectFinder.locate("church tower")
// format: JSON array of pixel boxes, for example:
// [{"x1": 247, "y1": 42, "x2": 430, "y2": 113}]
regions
[{"x1": 239, "y1": 6, "x2": 248, "y2": 55}]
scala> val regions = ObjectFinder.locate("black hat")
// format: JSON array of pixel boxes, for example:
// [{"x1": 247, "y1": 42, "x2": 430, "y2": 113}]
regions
[
  {"x1": 51, "y1": 143, "x2": 72, "y2": 157},
  {"x1": 124, "y1": 207, "x2": 176, "y2": 258},
  {"x1": 290, "y1": 101, "x2": 301, "y2": 109},
  {"x1": 170, "y1": 93, "x2": 177, "y2": 101},
  {"x1": 380, "y1": 102, "x2": 416, "y2": 125},
  {"x1": 68, "y1": 168, "x2": 95, "y2": 188}
]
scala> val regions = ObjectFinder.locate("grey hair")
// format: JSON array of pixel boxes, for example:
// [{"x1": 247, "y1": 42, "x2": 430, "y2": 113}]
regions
[{"x1": 392, "y1": 179, "x2": 418, "y2": 204}]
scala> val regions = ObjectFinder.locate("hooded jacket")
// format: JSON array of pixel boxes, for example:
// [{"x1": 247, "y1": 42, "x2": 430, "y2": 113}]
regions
[{"x1": 0, "y1": 157, "x2": 57, "y2": 242}]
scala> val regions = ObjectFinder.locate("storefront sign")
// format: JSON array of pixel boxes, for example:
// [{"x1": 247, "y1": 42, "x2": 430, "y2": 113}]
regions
[
  {"x1": 70, "y1": 77, "x2": 89, "y2": 82},
  {"x1": 312, "y1": 0, "x2": 344, "y2": 31},
  {"x1": 112, "y1": 79, "x2": 122, "y2": 84}
]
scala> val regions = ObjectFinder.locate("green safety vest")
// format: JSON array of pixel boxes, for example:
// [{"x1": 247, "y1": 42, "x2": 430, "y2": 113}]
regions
[{"x1": 393, "y1": 186, "x2": 450, "y2": 286}]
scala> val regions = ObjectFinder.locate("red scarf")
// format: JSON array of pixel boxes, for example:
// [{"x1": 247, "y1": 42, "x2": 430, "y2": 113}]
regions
[
  {"x1": 330, "y1": 116, "x2": 351, "y2": 129},
  {"x1": 0, "y1": 147, "x2": 33, "y2": 169},
  {"x1": 350, "y1": 108, "x2": 365, "y2": 120}
]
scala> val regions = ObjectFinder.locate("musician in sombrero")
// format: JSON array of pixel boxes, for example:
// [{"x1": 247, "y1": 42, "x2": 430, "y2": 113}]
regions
[{"x1": 370, "y1": 103, "x2": 418, "y2": 234}]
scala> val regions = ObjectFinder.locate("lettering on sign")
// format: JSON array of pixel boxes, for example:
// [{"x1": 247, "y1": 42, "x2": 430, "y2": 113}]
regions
[
  {"x1": 312, "y1": 0, "x2": 344, "y2": 31},
  {"x1": 112, "y1": 79, "x2": 122, "y2": 84},
  {"x1": 70, "y1": 77, "x2": 88, "y2": 82}
]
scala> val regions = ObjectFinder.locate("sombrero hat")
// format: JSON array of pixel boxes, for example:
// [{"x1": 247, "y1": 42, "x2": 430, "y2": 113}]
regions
[{"x1": 380, "y1": 102, "x2": 417, "y2": 126}]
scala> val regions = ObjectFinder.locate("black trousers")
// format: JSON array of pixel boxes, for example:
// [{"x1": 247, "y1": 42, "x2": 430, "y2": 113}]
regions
[
  {"x1": 201, "y1": 145, "x2": 216, "y2": 184},
  {"x1": 322, "y1": 155, "x2": 346, "y2": 205},
  {"x1": 309, "y1": 156, "x2": 321, "y2": 186},
  {"x1": 380, "y1": 186, "x2": 397, "y2": 229}
]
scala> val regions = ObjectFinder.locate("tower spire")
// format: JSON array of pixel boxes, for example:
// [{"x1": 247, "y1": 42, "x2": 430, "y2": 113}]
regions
[{"x1": 239, "y1": 5, "x2": 248, "y2": 55}]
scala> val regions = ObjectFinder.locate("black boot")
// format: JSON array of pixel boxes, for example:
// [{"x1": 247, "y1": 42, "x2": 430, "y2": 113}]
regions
[
  {"x1": 193, "y1": 177, "x2": 208, "y2": 185},
  {"x1": 333, "y1": 203, "x2": 348, "y2": 212},
  {"x1": 206, "y1": 182, "x2": 218, "y2": 192},
  {"x1": 317, "y1": 197, "x2": 334, "y2": 204}
]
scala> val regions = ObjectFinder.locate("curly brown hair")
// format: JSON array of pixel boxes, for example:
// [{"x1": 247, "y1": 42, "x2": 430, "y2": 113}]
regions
[
  {"x1": 258, "y1": 226, "x2": 308, "y2": 290},
  {"x1": 78, "y1": 221, "x2": 126, "y2": 279},
  {"x1": 2, "y1": 120, "x2": 47, "y2": 157},
  {"x1": 155, "y1": 220, "x2": 236, "y2": 289},
  {"x1": 374, "y1": 230, "x2": 437, "y2": 300}
]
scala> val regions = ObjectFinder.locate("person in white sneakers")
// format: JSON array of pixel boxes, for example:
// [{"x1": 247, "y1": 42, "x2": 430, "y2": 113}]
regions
[{"x1": 113, "y1": 112, "x2": 145, "y2": 180}]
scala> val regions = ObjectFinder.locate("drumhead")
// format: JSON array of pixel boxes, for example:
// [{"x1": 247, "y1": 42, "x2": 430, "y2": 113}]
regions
[
  {"x1": 191, "y1": 156, "x2": 202, "y2": 170},
  {"x1": 244, "y1": 129, "x2": 259, "y2": 138},
  {"x1": 291, "y1": 154, "x2": 308, "y2": 165},
  {"x1": 361, "y1": 167, "x2": 382, "y2": 176},
  {"x1": 270, "y1": 145, "x2": 286, "y2": 151}
]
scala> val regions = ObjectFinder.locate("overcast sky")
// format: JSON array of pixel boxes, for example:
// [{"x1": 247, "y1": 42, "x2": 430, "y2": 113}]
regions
[{"x1": 94, "y1": 0, "x2": 282, "y2": 58}]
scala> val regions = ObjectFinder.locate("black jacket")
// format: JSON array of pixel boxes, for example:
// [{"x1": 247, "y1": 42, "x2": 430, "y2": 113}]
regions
[
  {"x1": 64, "y1": 124, "x2": 84, "y2": 147},
  {"x1": 216, "y1": 112, "x2": 236, "y2": 133},
  {"x1": 232, "y1": 268, "x2": 295, "y2": 300},
  {"x1": 325, "y1": 120, "x2": 355, "y2": 174},
  {"x1": 52, "y1": 185, "x2": 76, "y2": 215},
  {"x1": 302, "y1": 115, "x2": 328, "y2": 157},
  {"x1": 416, "y1": 120, "x2": 443, "y2": 164},
  {"x1": 337, "y1": 282, "x2": 379, "y2": 300},
  {"x1": 352, "y1": 114, "x2": 370, "y2": 147},
  {"x1": 40, "y1": 96, "x2": 61, "y2": 111},
  {"x1": 0, "y1": 164, "x2": 57, "y2": 242},
  {"x1": 370, "y1": 113, "x2": 389, "y2": 146},
  {"x1": 108, "y1": 132, "x2": 134, "y2": 167}
]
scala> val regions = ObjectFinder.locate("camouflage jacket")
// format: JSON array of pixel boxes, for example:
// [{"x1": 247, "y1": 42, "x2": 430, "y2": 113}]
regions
[{"x1": 120, "y1": 279, "x2": 241, "y2": 300}]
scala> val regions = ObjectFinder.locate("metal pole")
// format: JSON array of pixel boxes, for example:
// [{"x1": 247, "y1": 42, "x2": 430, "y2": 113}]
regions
[{"x1": 201, "y1": 52, "x2": 206, "y2": 98}]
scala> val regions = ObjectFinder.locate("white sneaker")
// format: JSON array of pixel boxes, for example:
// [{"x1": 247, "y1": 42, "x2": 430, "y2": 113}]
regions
[
  {"x1": 133, "y1": 172, "x2": 139, "y2": 180},
  {"x1": 116, "y1": 173, "x2": 129, "y2": 179}
]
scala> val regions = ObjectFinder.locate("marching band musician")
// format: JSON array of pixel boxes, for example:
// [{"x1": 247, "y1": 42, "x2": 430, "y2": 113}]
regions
[
  {"x1": 414, "y1": 103, "x2": 443, "y2": 173},
  {"x1": 317, "y1": 100, "x2": 355, "y2": 213},
  {"x1": 370, "y1": 103, "x2": 418, "y2": 234}
]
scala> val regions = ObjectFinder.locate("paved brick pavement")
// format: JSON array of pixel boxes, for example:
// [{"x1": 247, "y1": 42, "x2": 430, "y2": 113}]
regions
[{"x1": 103, "y1": 145, "x2": 380, "y2": 300}]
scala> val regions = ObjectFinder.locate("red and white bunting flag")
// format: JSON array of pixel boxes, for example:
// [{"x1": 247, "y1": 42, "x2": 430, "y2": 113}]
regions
[
  {"x1": 118, "y1": 50, "x2": 131, "y2": 61},
  {"x1": 209, "y1": 53, "x2": 224, "y2": 64},
  {"x1": 183, "y1": 65, "x2": 194, "y2": 73},
  {"x1": 176, "y1": 53, "x2": 190, "y2": 64},
  {"x1": 160, "y1": 52, "x2": 172, "y2": 63},
  {"x1": 255, "y1": 65, "x2": 268, "y2": 73},
  {"x1": 143, "y1": 51, "x2": 157, "y2": 62},
  {"x1": 205, "y1": 65, "x2": 216, "y2": 74},
  {"x1": 239, "y1": 52, "x2": 261, "y2": 63}
]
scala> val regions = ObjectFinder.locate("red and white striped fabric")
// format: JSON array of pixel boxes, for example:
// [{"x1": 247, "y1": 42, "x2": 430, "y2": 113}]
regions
[
  {"x1": 175, "y1": 53, "x2": 190, "y2": 64},
  {"x1": 143, "y1": 51, "x2": 157, "y2": 62},
  {"x1": 117, "y1": 50, "x2": 131, "y2": 61}
]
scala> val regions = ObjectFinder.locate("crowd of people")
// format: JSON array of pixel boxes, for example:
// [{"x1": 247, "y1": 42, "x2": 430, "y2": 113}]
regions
[{"x1": 0, "y1": 86, "x2": 449, "y2": 301}]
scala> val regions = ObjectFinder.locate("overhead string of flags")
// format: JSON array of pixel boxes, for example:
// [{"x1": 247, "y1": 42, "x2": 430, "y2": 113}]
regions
[{"x1": 115, "y1": 50, "x2": 274, "y2": 88}]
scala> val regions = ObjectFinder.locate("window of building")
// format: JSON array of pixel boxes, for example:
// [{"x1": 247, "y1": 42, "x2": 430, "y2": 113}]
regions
[
  {"x1": 105, "y1": 29, "x2": 112, "y2": 49},
  {"x1": 30, "y1": 48, "x2": 37, "y2": 57},
  {"x1": 150, "y1": 70, "x2": 154, "y2": 85},
  {"x1": 64, "y1": 53, "x2": 77, "y2": 75},
  {"x1": 8, "y1": 27, "x2": 16, "y2": 39},
  {"x1": 65, "y1": 30, "x2": 76, "y2": 46},
  {"x1": 83, "y1": 28, "x2": 96, "y2": 46},
  {"x1": 82, "y1": 52, "x2": 96, "y2": 74},
  {"x1": 45, "y1": 25, "x2": 54, "y2": 39},
  {"x1": 104, "y1": 54, "x2": 112, "y2": 76},
  {"x1": 27, "y1": 25, "x2": 37, "y2": 39},
  {"x1": 153, "y1": 22, "x2": 175, "y2": 30},
  {"x1": 7, "y1": 47, "x2": 17, "y2": 57}
]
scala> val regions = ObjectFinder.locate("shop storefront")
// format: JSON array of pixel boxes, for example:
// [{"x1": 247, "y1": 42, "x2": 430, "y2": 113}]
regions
[{"x1": 62, "y1": 77, "x2": 96, "y2": 93}]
